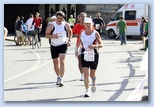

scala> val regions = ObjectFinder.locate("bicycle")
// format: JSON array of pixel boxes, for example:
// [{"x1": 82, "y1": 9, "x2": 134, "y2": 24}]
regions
[
  {"x1": 31, "y1": 29, "x2": 41, "y2": 49},
  {"x1": 14, "y1": 32, "x2": 25, "y2": 45}
]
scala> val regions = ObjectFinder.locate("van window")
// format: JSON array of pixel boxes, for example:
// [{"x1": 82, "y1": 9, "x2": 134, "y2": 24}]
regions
[
  {"x1": 125, "y1": 11, "x2": 136, "y2": 20},
  {"x1": 112, "y1": 12, "x2": 123, "y2": 21}
]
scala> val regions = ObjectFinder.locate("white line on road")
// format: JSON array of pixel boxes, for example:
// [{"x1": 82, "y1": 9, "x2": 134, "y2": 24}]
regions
[{"x1": 4, "y1": 47, "x2": 41, "y2": 83}]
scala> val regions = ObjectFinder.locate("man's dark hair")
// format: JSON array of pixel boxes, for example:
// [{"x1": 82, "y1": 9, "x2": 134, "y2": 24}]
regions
[
  {"x1": 143, "y1": 19, "x2": 147, "y2": 23},
  {"x1": 30, "y1": 14, "x2": 33, "y2": 18},
  {"x1": 16, "y1": 16, "x2": 20, "y2": 20},
  {"x1": 120, "y1": 16, "x2": 124, "y2": 20},
  {"x1": 56, "y1": 11, "x2": 65, "y2": 18},
  {"x1": 21, "y1": 16, "x2": 24, "y2": 20}
]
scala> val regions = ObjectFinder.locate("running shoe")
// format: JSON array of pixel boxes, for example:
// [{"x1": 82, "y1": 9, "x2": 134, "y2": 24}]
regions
[
  {"x1": 91, "y1": 84, "x2": 96, "y2": 93},
  {"x1": 84, "y1": 90, "x2": 91, "y2": 97},
  {"x1": 59, "y1": 78, "x2": 64, "y2": 87},
  {"x1": 56, "y1": 77, "x2": 60, "y2": 85},
  {"x1": 80, "y1": 74, "x2": 84, "y2": 81}
]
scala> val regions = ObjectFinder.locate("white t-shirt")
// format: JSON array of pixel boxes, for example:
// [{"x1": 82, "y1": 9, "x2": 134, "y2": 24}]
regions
[{"x1": 26, "y1": 18, "x2": 35, "y2": 31}]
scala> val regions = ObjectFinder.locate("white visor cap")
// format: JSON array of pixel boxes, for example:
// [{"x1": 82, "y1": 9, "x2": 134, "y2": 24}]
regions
[{"x1": 84, "y1": 17, "x2": 92, "y2": 24}]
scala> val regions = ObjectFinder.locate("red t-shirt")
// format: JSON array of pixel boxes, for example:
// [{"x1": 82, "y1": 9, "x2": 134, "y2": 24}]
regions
[
  {"x1": 73, "y1": 23, "x2": 85, "y2": 46},
  {"x1": 33, "y1": 17, "x2": 42, "y2": 28}
]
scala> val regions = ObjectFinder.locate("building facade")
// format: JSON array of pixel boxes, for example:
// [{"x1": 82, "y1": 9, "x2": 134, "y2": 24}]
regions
[{"x1": 4, "y1": 4, "x2": 120, "y2": 35}]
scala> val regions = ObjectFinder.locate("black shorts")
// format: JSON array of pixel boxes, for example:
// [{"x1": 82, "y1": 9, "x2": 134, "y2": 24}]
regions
[
  {"x1": 81, "y1": 49, "x2": 99, "y2": 70},
  {"x1": 50, "y1": 44, "x2": 67, "y2": 59}
]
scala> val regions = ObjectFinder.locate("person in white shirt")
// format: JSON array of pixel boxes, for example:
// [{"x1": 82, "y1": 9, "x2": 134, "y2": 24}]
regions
[
  {"x1": 26, "y1": 14, "x2": 35, "y2": 44},
  {"x1": 75, "y1": 17, "x2": 103, "y2": 97},
  {"x1": 46, "y1": 11, "x2": 72, "y2": 87}
]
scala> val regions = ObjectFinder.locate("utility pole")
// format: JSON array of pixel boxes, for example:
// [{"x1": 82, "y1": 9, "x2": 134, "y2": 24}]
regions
[{"x1": 67, "y1": 4, "x2": 71, "y2": 21}]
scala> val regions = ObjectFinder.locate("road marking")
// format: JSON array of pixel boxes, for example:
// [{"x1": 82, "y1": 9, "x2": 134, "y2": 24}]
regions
[{"x1": 4, "y1": 47, "x2": 41, "y2": 83}]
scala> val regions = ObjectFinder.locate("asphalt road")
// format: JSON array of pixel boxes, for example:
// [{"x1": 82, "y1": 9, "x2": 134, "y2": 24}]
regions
[{"x1": 4, "y1": 36, "x2": 148, "y2": 101}]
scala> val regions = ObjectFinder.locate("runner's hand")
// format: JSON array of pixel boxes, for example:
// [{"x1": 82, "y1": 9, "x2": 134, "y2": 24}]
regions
[
  {"x1": 88, "y1": 45, "x2": 96, "y2": 49},
  {"x1": 67, "y1": 41, "x2": 71, "y2": 47},
  {"x1": 53, "y1": 34, "x2": 59, "y2": 39}
]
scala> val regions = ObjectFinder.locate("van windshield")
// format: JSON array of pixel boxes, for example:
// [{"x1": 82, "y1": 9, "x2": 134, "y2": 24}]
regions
[{"x1": 112, "y1": 11, "x2": 123, "y2": 21}]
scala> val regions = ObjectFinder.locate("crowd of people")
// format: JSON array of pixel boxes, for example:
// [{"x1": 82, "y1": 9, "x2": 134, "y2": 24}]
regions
[{"x1": 14, "y1": 12, "x2": 43, "y2": 45}]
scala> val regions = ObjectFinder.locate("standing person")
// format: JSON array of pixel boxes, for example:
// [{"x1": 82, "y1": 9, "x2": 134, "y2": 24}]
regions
[
  {"x1": 26, "y1": 14, "x2": 35, "y2": 44},
  {"x1": 14, "y1": 16, "x2": 20, "y2": 33},
  {"x1": 21, "y1": 16, "x2": 25, "y2": 24},
  {"x1": 71, "y1": 7, "x2": 75, "y2": 18},
  {"x1": 33, "y1": 12, "x2": 43, "y2": 42},
  {"x1": 116, "y1": 16, "x2": 127, "y2": 45},
  {"x1": 139, "y1": 17, "x2": 147, "y2": 50},
  {"x1": 73, "y1": 12, "x2": 87, "y2": 81},
  {"x1": 68, "y1": 15, "x2": 76, "y2": 29},
  {"x1": 46, "y1": 14, "x2": 52, "y2": 24},
  {"x1": 46, "y1": 11, "x2": 72, "y2": 87},
  {"x1": 144, "y1": 20, "x2": 148, "y2": 51},
  {"x1": 92, "y1": 12, "x2": 105, "y2": 36},
  {"x1": 75, "y1": 17, "x2": 103, "y2": 97},
  {"x1": 15, "y1": 16, "x2": 22, "y2": 46},
  {"x1": 50, "y1": 8, "x2": 55, "y2": 16},
  {"x1": 62, "y1": 7, "x2": 67, "y2": 19}
]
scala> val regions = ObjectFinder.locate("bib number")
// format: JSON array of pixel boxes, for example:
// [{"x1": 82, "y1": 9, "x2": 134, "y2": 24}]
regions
[
  {"x1": 51, "y1": 33, "x2": 66, "y2": 45},
  {"x1": 84, "y1": 50, "x2": 95, "y2": 62},
  {"x1": 95, "y1": 24, "x2": 100, "y2": 29}
]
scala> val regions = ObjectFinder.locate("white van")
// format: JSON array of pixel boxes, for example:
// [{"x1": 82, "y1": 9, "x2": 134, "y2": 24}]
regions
[{"x1": 106, "y1": 4, "x2": 148, "y2": 39}]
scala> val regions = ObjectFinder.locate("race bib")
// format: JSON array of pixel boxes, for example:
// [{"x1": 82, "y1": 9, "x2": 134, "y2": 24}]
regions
[
  {"x1": 84, "y1": 49, "x2": 95, "y2": 62},
  {"x1": 95, "y1": 24, "x2": 100, "y2": 29},
  {"x1": 51, "y1": 33, "x2": 66, "y2": 46}
]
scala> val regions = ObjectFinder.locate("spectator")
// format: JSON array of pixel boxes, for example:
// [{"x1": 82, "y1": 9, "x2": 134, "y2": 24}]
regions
[
  {"x1": 50, "y1": 8, "x2": 55, "y2": 16},
  {"x1": 26, "y1": 14, "x2": 35, "y2": 44},
  {"x1": 62, "y1": 7, "x2": 67, "y2": 19},
  {"x1": 46, "y1": 14, "x2": 52, "y2": 24},
  {"x1": 71, "y1": 7, "x2": 75, "y2": 18},
  {"x1": 33, "y1": 12, "x2": 43, "y2": 42},
  {"x1": 21, "y1": 16, "x2": 25, "y2": 24},
  {"x1": 14, "y1": 16, "x2": 20, "y2": 36},
  {"x1": 139, "y1": 17, "x2": 147, "y2": 50},
  {"x1": 144, "y1": 20, "x2": 148, "y2": 51},
  {"x1": 68, "y1": 15, "x2": 76, "y2": 29},
  {"x1": 116, "y1": 16, "x2": 127, "y2": 45},
  {"x1": 15, "y1": 16, "x2": 22, "y2": 45}
]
